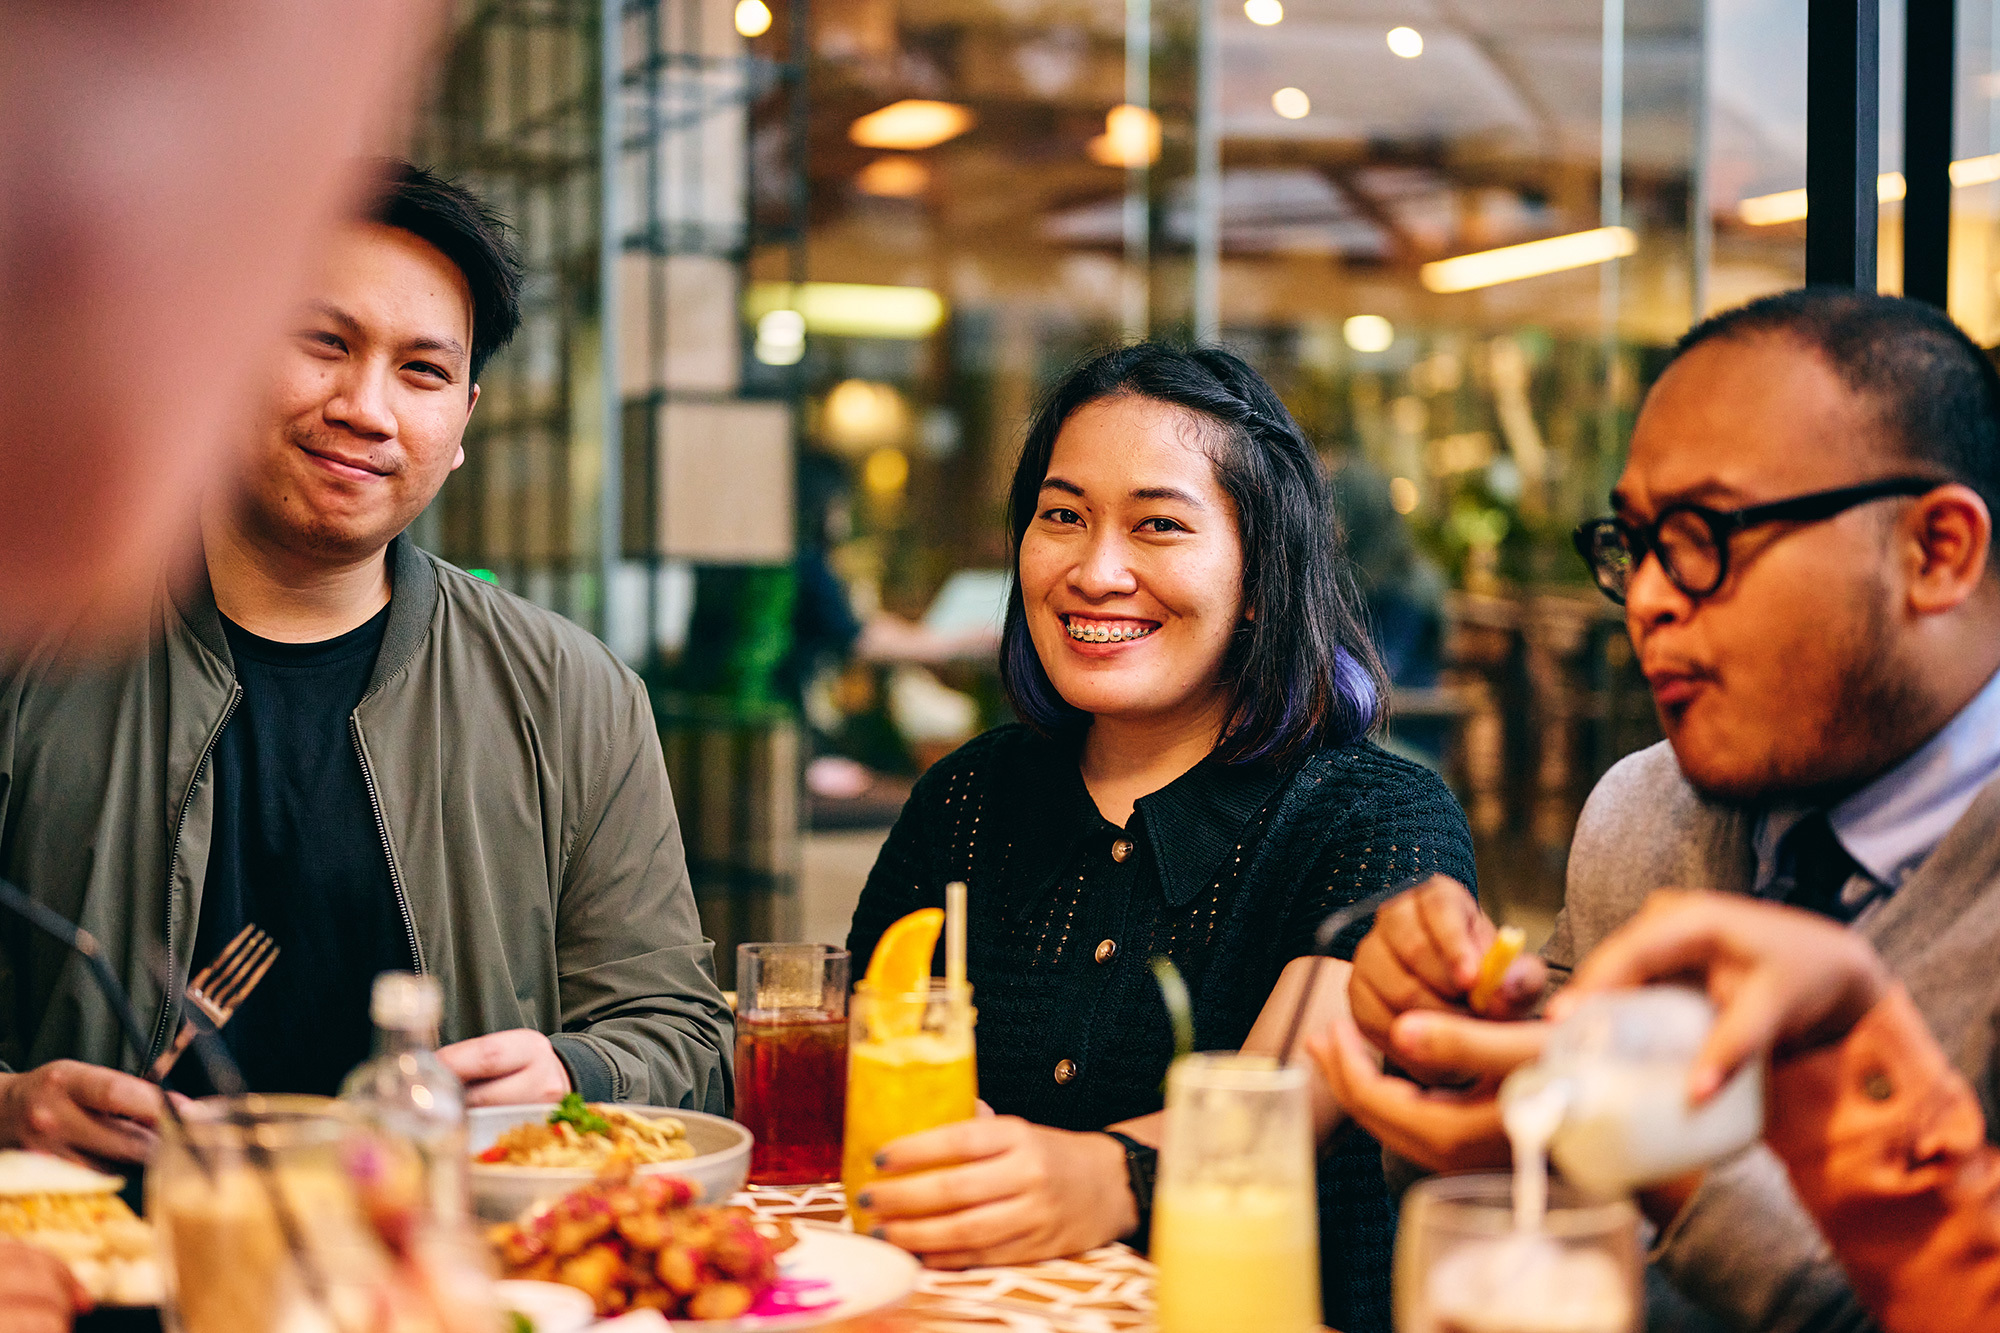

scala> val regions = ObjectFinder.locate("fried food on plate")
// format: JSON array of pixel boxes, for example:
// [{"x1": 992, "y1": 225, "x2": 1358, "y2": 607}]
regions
[
  {"x1": 0, "y1": 1151, "x2": 161, "y2": 1305},
  {"x1": 487, "y1": 1162, "x2": 796, "y2": 1320}
]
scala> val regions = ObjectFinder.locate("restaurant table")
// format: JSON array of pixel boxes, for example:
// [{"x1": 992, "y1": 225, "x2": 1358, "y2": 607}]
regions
[{"x1": 729, "y1": 1183, "x2": 1158, "y2": 1332}]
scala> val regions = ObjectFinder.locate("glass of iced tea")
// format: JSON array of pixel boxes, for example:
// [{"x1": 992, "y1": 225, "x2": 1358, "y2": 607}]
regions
[{"x1": 735, "y1": 943, "x2": 850, "y2": 1185}]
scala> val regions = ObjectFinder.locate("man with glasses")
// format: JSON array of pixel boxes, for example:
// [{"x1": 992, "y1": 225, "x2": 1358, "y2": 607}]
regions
[{"x1": 1315, "y1": 288, "x2": 2000, "y2": 1332}]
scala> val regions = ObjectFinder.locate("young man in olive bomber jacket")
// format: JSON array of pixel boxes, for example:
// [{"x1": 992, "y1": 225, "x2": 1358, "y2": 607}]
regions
[{"x1": 0, "y1": 161, "x2": 731, "y2": 1167}]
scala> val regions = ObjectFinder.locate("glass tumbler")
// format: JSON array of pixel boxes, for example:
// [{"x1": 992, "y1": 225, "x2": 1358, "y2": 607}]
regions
[
  {"x1": 734, "y1": 942, "x2": 851, "y2": 1185},
  {"x1": 1394, "y1": 1174, "x2": 1642, "y2": 1333},
  {"x1": 149, "y1": 1095, "x2": 390, "y2": 1333},
  {"x1": 842, "y1": 979, "x2": 977, "y2": 1230},
  {"x1": 1152, "y1": 1053, "x2": 1321, "y2": 1333}
]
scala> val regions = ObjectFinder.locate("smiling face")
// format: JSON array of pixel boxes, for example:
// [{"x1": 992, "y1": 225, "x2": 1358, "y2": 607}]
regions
[
  {"x1": 1017, "y1": 394, "x2": 1247, "y2": 732},
  {"x1": 1617, "y1": 334, "x2": 1923, "y2": 802},
  {"x1": 228, "y1": 221, "x2": 479, "y2": 564}
]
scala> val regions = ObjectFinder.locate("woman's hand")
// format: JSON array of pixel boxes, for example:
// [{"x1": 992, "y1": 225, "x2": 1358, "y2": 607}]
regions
[
  {"x1": 859, "y1": 1116, "x2": 1137, "y2": 1269},
  {"x1": 1556, "y1": 889, "x2": 1893, "y2": 1102}
]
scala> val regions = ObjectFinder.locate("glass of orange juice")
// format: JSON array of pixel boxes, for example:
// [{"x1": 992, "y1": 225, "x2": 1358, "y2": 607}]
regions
[
  {"x1": 1152, "y1": 1053, "x2": 1321, "y2": 1333},
  {"x1": 842, "y1": 978, "x2": 977, "y2": 1231}
]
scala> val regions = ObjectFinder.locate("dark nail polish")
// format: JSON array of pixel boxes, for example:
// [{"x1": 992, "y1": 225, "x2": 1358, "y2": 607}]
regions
[
  {"x1": 856, "y1": 1191, "x2": 873, "y2": 1209},
  {"x1": 870, "y1": 1226, "x2": 887, "y2": 1240},
  {"x1": 873, "y1": 1151, "x2": 888, "y2": 1168}
]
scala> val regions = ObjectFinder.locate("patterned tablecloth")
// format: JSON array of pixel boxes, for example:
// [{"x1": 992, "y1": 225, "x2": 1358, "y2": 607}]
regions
[{"x1": 727, "y1": 1184, "x2": 1157, "y2": 1333}]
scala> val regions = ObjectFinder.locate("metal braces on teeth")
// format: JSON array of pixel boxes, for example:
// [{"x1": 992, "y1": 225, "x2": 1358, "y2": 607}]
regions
[{"x1": 1066, "y1": 621, "x2": 1155, "y2": 643}]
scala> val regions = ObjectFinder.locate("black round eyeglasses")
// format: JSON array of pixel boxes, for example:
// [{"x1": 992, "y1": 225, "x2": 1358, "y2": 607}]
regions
[{"x1": 1573, "y1": 475, "x2": 1947, "y2": 605}]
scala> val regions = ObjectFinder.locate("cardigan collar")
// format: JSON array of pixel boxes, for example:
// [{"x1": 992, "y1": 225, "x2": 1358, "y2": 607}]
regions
[{"x1": 1014, "y1": 730, "x2": 1288, "y2": 909}]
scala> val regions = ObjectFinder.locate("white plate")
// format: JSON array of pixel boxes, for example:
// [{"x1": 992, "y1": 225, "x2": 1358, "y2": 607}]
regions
[{"x1": 592, "y1": 1223, "x2": 918, "y2": 1332}]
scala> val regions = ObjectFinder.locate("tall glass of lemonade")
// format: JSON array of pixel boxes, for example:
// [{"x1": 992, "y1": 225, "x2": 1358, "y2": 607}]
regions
[
  {"x1": 842, "y1": 977, "x2": 977, "y2": 1231},
  {"x1": 1153, "y1": 1053, "x2": 1321, "y2": 1333}
]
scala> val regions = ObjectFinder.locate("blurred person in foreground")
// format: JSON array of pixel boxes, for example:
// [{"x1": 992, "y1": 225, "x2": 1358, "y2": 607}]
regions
[
  {"x1": 0, "y1": 1242, "x2": 85, "y2": 1333},
  {"x1": 1314, "y1": 289, "x2": 2000, "y2": 1331},
  {"x1": 845, "y1": 343, "x2": 1478, "y2": 1333},
  {"x1": 1560, "y1": 890, "x2": 2000, "y2": 1333},
  {"x1": 0, "y1": 161, "x2": 732, "y2": 1168},
  {"x1": 0, "y1": 1, "x2": 444, "y2": 648}
]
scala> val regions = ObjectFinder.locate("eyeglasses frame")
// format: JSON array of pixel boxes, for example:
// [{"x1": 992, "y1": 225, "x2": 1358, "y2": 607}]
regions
[{"x1": 1573, "y1": 474, "x2": 1950, "y2": 605}]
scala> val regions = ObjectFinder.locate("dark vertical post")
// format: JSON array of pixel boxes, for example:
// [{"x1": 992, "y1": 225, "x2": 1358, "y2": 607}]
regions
[
  {"x1": 1904, "y1": 0, "x2": 1956, "y2": 307},
  {"x1": 1806, "y1": 0, "x2": 1880, "y2": 287}
]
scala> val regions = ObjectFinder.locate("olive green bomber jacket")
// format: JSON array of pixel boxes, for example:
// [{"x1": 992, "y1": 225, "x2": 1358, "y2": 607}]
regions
[{"x1": 0, "y1": 536, "x2": 733, "y2": 1112}]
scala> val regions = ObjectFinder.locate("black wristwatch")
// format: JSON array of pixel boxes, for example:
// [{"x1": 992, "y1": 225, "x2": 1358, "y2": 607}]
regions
[{"x1": 1101, "y1": 1130, "x2": 1158, "y2": 1254}]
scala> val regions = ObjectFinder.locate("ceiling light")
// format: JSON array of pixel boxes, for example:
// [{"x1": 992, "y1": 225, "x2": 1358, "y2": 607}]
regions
[
  {"x1": 1342, "y1": 314, "x2": 1395, "y2": 353},
  {"x1": 849, "y1": 100, "x2": 975, "y2": 151},
  {"x1": 1244, "y1": 0, "x2": 1284, "y2": 24},
  {"x1": 855, "y1": 156, "x2": 931, "y2": 198},
  {"x1": 734, "y1": 0, "x2": 772, "y2": 37},
  {"x1": 1737, "y1": 154, "x2": 2000, "y2": 225},
  {"x1": 1087, "y1": 104, "x2": 1162, "y2": 167},
  {"x1": 753, "y1": 309, "x2": 805, "y2": 366},
  {"x1": 1271, "y1": 86, "x2": 1311, "y2": 120},
  {"x1": 864, "y1": 446, "x2": 911, "y2": 496},
  {"x1": 745, "y1": 282, "x2": 947, "y2": 339},
  {"x1": 1419, "y1": 226, "x2": 1639, "y2": 293},
  {"x1": 1387, "y1": 26, "x2": 1424, "y2": 58}
]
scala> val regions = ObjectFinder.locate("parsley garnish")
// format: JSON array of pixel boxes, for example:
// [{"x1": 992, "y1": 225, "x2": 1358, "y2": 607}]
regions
[{"x1": 548, "y1": 1092, "x2": 611, "y2": 1136}]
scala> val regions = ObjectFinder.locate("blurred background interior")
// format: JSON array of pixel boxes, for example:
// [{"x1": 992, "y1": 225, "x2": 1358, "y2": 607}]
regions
[{"x1": 404, "y1": 0, "x2": 1989, "y2": 984}]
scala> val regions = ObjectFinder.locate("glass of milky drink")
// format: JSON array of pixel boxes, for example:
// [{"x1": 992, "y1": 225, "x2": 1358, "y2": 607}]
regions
[
  {"x1": 1152, "y1": 1053, "x2": 1320, "y2": 1333},
  {"x1": 1500, "y1": 985, "x2": 1764, "y2": 1199},
  {"x1": 150, "y1": 1095, "x2": 392, "y2": 1333},
  {"x1": 1394, "y1": 1174, "x2": 1641, "y2": 1333}
]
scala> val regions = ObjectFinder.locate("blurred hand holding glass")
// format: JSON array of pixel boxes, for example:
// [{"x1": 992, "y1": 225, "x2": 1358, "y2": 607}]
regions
[
  {"x1": 842, "y1": 978, "x2": 976, "y2": 1231},
  {"x1": 734, "y1": 943, "x2": 850, "y2": 1185},
  {"x1": 1152, "y1": 1053, "x2": 1320, "y2": 1333}
]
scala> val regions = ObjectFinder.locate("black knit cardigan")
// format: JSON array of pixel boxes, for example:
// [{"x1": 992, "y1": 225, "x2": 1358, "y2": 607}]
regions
[{"x1": 847, "y1": 723, "x2": 1479, "y2": 1333}]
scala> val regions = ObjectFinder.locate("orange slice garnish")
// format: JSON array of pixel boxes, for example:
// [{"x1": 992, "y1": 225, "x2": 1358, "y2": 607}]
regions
[{"x1": 864, "y1": 907, "x2": 944, "y2": 996}]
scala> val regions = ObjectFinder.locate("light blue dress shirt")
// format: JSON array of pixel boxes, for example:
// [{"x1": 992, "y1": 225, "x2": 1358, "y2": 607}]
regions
[{"x1": 1753, "y1": 664, "x2": 2000, "y2": 911}]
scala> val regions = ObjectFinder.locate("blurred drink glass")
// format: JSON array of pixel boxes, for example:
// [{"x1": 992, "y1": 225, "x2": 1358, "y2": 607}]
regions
[
  {"x1": 150, "y1": 1096, "x2": 387, "y2": 1333},
  {"x1": 1152, "y1": 1053, "x2": 1320, "y2": 1333},
  {"x1": 735, "y1": 943, "x2": 850, "y2": 1185},
  {"x1": 842, "y1": 979, "x2": 976, "y2": 1230},
  {"x1": 1394, "y1": 1174, "x2": 1641, "y2": 1333}
]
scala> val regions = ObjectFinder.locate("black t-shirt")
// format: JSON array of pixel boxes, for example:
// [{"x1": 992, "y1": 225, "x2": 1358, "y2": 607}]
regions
[{"x1": 171, "y1": 604, "x2": 413, "y2": 1096}]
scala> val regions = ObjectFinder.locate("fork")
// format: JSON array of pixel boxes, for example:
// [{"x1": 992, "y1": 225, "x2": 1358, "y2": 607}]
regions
[{"x1": 147, "y1": 924, "x2": 279, "y2": 1083}]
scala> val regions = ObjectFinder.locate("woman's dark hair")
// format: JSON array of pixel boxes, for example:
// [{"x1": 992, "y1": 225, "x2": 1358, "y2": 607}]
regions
[
  {"x1": 367, "y1": 159, "x2": 523, "y2": 382},
  {"x1": 999, "y1": 342, "x2": 1387, "y2": 766}
]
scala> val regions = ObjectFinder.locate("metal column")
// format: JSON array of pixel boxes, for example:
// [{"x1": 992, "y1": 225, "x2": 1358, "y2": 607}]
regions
[
  {"x1": 1903, "y1": 0, "x2": 1955, "y2": 308},
  {"x1": 1805, "y1": 0, "x2": 1880, "y2": 287}
]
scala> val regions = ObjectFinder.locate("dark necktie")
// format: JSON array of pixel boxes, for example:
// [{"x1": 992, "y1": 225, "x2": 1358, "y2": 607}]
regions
[{"x1": 1778, "y1": 811, "x2": 1866, "y2": 921}]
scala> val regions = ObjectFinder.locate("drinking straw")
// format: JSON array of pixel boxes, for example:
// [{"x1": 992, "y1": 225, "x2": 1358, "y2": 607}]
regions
[
  {"x1": 1277, "y1": 875, "x2": 1429, "y2": 1065},
  {"x1": 945, "y1": 880, "x2": 968, "y2": 995},
  {"x1": 0, "y1": 878, "x2": 342, "y2": 1328}
]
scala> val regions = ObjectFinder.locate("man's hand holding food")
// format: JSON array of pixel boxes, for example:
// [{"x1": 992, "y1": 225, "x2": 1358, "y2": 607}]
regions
[{"x1": 1309, "y1": 875, "x2": 1549, "y2": 1172}]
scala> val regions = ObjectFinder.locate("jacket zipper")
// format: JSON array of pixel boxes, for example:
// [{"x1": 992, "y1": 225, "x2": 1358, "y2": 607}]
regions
[
  {"x1": 149, "y1": 684, "x2": 243, "y2": 1065},
  {"x1": 350, "y1": 716, "x2": 424, "y2": 974}
]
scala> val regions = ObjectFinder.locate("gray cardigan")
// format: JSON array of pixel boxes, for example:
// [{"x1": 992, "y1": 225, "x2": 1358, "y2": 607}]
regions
[{"x1": 1548, "y1": 741, "x2": 2000, "y2": 1332}]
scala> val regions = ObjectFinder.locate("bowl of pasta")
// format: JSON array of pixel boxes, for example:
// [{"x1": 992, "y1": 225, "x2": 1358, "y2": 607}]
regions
[{"x1": 468, "y1": 1096, "x2": 753, "y2": 1222}]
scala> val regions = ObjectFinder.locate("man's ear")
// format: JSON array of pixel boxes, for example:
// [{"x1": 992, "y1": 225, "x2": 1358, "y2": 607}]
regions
[
  {"x1": 1905, "y1": 482, "x2": 1992, "y2": 615},
  {"x1": 453, "y1": 382, "x2": 480, "y2": 473}
]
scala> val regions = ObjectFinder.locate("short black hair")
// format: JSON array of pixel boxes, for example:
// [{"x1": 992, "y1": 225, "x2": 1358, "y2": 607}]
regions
[
  {"x1": 366, "y1": 159, "x2": 522, "y2": 382},
  {"x1": 1000, "y1": 342, "x2": 1388, "y2": 767},
  {"x1": 1669, "y1": 287, "x2": 2000, "y2": 519}
]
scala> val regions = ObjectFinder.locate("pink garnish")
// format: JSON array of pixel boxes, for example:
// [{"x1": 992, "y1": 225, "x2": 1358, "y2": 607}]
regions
[{"x1": 746, "y1": 1277, "x2": 838, "y2": 1317}]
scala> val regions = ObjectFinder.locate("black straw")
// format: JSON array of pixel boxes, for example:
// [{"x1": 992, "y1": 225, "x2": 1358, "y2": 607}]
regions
[
  {"x1": 1278, "y1": 875, "x2": 1428, "y2": 1065},
  {"x1": 0, "y1": 877, "x2": 338, "y2": 1324}
]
